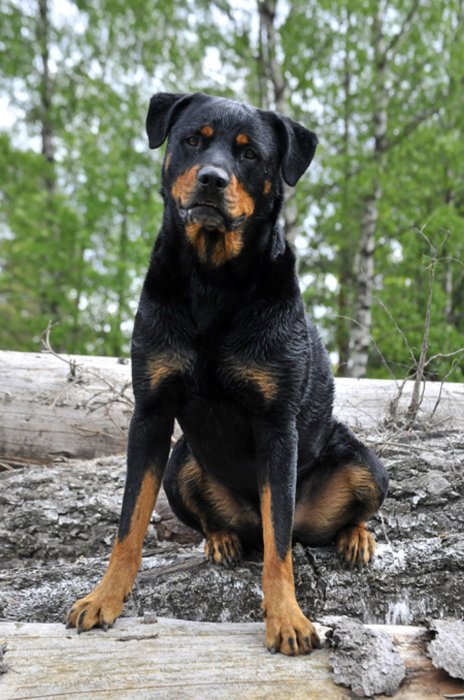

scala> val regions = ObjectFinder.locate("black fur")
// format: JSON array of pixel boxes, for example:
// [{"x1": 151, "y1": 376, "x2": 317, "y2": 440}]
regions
[{"x1": 128, "y1": 92, "x2": 387, "y2": 561}]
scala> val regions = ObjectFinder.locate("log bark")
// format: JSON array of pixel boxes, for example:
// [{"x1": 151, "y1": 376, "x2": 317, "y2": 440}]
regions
[
  {"x1": 1, "y1": 350, "x2": 463, "y2": 464},
  {"x1": 1, "y1": 428, "x2": 462, "y2": 626}
]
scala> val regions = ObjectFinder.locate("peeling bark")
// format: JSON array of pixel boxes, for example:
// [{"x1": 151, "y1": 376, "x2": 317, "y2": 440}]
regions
[
  {"x1": 427, "y1": 619, "x2": 464, "y2": 681},
  {"x1": 1, "y1": 429, "x2": 463, "y2": 627},
  {"x1": 328, "y1": 618, "x2": 406, "y2": 697}
]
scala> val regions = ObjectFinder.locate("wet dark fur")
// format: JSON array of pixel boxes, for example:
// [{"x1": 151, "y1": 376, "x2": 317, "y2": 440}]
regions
[
  {"x1": 128, "y1": 92, "x2": 388, "y2": 557},
  {"x1": 66, "y1": 92, "x2": 388, "y2": 647}
]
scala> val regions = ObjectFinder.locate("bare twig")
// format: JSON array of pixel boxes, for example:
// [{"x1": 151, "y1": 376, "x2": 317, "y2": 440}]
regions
[
  {"x1": 40, "y1": 322, "x2": 134, "y2": 417},
  {"x1": 375, "y1": 298, "x2": 417, "y2": 369},
  {"x1": 406, "y1": 230, "x2": 449, "y2": 424},
  {"x1": 41, "y1": 321, "x2": 77, "y2": 377},
  {"x1": 430, "y1": 355, "x2": 464, "y2": 421}
]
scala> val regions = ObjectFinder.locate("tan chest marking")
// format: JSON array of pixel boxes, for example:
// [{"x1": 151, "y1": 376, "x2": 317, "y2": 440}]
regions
[
  {"x1": 148, "y1": 353, "x2": 189, "y2": 389},
  {"x1": 228, "y1": 361, "x2": 278, "y2": 402}
]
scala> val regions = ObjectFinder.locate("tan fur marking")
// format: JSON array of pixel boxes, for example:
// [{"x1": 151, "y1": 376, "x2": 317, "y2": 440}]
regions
[
  {"x1": 66, "y1": 471, "x2": 159, "y2": 631},
  {"x1": 225, "y1": 175, "x2": 255, "y2": 219},
  {"x1": 263, "y1": 180, "x2": 271, "y2": 194},
  {"x1": 201, "y1": 125, "x2": 213, "y2": 137},
  {"x1": 186, "y1": 225, "x2": 244, "y2": 267},
  {"x1": 261, "y1": 486, "x2": 295, "y2": 597},
  {"x1": 148, "y1": 353, "x2": 188, "y2": 389},
  {"x1": 210, "y1": 229, "x2": 244, "y2": 267},
  {"x1": 185, "y1": 222, "x2": 207, "y2": 261},
  {"x1": 294, "y1": 464, "x2": 381, "y2": 536},
  {"x1": 164, "y1": 152, "x2": 172, "y2": 172},
  {"x1": 171, "y1": 165, "x2": 199, "y2": 206},
  {"x1": 260, "y1": 486, "x2": 319, "y2": 655},
  {"x1": 229, "y1": 361, "x2": 278, "y2": 401},
  {"x1": 179, "y1": 455, "x2": 259, "y2": 534},
  {"x1": 236, "y1": 133, "x2": 249, "y2": 145},
  {"x1": 179, "y1": 456, "x2": 204, "y2": 527}
]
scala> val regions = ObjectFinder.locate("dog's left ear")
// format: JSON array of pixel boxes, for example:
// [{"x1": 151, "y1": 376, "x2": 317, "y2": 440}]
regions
[
  {"x1": 264, "y1": 112, "x2": 318, "y2": 186},
  {"x1": 146, "y1": 92, "x2": 193, "y2": 149}
]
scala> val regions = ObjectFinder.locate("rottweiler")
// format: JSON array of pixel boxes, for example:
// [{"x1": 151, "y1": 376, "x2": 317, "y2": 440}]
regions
[{"x1": 67, "y1": 92, "x2": 388, "y2": 655}]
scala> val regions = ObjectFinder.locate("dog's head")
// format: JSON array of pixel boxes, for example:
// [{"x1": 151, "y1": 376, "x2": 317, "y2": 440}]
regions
[{"x1": 146, "y1": 92, "x2": 317, "y2": 266}]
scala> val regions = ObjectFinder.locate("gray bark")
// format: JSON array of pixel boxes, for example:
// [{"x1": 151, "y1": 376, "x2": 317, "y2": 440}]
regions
[
  {"x1": 328, "y1": 618, "x2": 406, "y2": 696},
  {"x1": 1, "y1": 429, "x2": 462, "y2": 626}
]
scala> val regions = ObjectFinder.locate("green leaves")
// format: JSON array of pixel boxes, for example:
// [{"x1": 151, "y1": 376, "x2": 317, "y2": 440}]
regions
[{"x1": 0, "y1": 0, "x2": 462, "y2": 380}]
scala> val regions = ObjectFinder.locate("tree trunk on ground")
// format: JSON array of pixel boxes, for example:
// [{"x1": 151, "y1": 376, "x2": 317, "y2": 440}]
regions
[
  {"x1": 1, "y1": 429, "x2": 462, "y2": 625},
  {"x1": 1, "y1": 351, "x2": 464, "y2": 464}
]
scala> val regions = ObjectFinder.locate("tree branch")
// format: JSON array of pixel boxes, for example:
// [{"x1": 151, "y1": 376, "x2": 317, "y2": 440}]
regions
[{"x1": 386, "y1": 0, "x2": 421, "y2": 58}]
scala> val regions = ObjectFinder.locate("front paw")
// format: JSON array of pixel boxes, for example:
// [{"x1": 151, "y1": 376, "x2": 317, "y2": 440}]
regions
[
  {"x1": 66, "y1": 589, "x2": 124, "y2": 633},
  {"x1": 263, "y1": 602, "x2": 321, "y2": 656}
]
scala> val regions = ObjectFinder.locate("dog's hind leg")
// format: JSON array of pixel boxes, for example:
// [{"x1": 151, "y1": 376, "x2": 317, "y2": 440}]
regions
[
  {"x1": 164, "y1": 437, "x2": 261, "y2": 567},
  {"x1": 293, "y1": 421, "x2": 388, "y2": 566}
]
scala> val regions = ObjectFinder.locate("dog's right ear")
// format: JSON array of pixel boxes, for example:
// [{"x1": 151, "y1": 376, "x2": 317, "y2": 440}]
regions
[{"x1": 146, "y1": 92, "x2": 192, "y2": 149}]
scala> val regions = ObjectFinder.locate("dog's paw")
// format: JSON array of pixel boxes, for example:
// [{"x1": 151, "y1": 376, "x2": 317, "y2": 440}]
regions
[
  {"x1": 204, "y1": 531, "x2": 242, "y2": 568},
  {"x1": 263, "y1": 603, "x2": 321, "y2": 656},
  {"x1": 336, "y1": 523, "x2": 376, "y2": 567},
  {"x1": 66, "y1": 590, "x2": 124, "y2": 633}
]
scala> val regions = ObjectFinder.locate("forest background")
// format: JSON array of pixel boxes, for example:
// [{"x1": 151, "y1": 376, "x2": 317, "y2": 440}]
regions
[{"x1": 0, "y1": 0, "x2": 463, "y2": 380}]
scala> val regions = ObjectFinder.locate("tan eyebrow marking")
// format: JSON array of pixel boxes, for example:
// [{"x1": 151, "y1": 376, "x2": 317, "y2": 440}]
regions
[
  {"x1": 201, "y1": 125, "x2": 214, "y2": 137},
  {"x1": 236, "y1": 133, "x2": 249, "y2": 145}
]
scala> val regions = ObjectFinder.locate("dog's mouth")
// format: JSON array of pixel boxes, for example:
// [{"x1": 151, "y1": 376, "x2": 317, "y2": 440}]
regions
[{"x1": 180, "y1": 202, "x2": 228, "y2": 232}]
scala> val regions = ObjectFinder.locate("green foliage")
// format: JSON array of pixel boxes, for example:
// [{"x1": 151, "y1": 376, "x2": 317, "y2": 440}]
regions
[{"x1": 0, "y1": 0, "x2": 463, "y2": 382}]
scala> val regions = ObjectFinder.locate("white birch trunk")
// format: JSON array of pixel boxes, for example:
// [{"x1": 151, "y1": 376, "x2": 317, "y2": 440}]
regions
[{"x1": 350, "y1": 1, "x2": 388, "y2": 378}]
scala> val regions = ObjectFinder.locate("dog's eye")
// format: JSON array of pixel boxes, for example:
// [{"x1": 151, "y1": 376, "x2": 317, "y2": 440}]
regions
[
  {"x1": 243, "y1": 148, "x2": 257, "y2": 160},
  {"x1": 186, "y1": 135, "x2": 200, "y2": 147}
]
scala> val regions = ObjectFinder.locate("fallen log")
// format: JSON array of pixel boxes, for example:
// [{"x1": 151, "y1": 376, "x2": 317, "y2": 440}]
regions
[
  {"x1": 0, "y1": 618, "x2": 463, "y2": 699},
  {"x1": 1, "y1": 350, "x2": 463, "y2": 463},
  {"x1": 1, "y1": 428, "x2": 462, "y2": 626}
]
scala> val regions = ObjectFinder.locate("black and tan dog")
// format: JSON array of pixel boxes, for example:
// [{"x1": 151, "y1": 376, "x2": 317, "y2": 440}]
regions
[{"x1": 67, "y1": 92, "x2": 388, "y2": 655}]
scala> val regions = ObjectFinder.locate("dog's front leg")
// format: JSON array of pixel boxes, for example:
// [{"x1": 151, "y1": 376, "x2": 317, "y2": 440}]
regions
[
  {"x1": 66, "y1": 406, "x2": 173, "y2": 633},
  {"x1": 256, "y1": 417, "x2": 320, "y2": 655}
]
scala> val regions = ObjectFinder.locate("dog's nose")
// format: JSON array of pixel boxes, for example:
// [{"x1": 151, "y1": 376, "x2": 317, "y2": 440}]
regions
[{"x1": 197, "y1": 166, "x2": 230, "y2": 190}]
